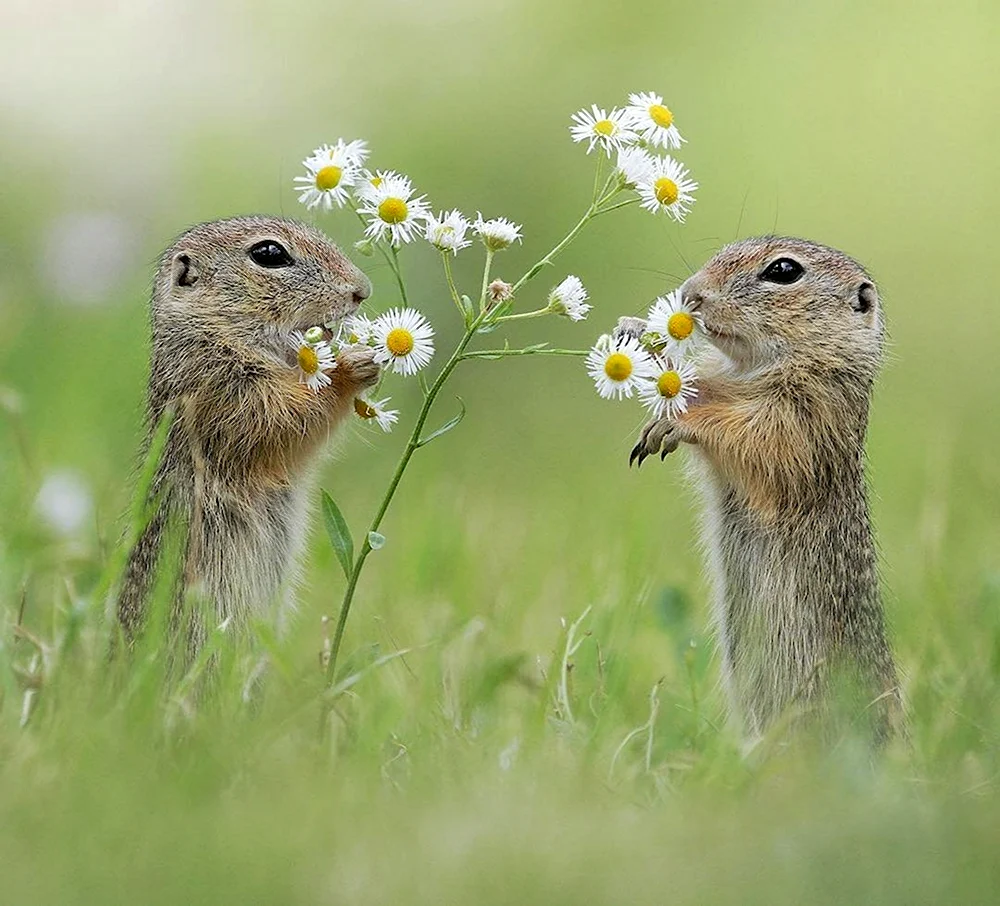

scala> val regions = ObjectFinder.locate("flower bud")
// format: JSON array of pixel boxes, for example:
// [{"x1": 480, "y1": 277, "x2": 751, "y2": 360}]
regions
[
  {"x1": 304, "y1": 326, "x2": 325, "y2": 345},
  {"x1": 487, "y1": 279, "x2": 514, "y2": 308},
  {"x1": 353, "y1": 238, "x2": 375, "y2": 257}
]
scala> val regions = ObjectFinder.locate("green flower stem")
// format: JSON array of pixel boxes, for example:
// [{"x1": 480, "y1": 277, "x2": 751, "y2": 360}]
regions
[
  {"x1": 461, "y1": 347, "x2": 588, "y2": 359},
  {"x1": 441, "y1": 252, "x2": 467, "y2": 323},
  {"x1": 593, "y1": 197, "x2": 639, "y2": 216},
  {"x1": 478, "y1": 249, "x2": 495, "y2": 312},
  {"x1": 325, "y1": 306, "x2": 491, "y2": 685},
  {"x1": 495, "y1": 307, "x2": 551, "y2": 323},
  {"x1": 591, "y1": 154, "x2": 606, "y2": 204},
  {"x1": 510, "y1": 205, "x2": 597, "y2": 296},
  {"x1": 388, "y1": 245, "x2": 408, "y2": 306}
]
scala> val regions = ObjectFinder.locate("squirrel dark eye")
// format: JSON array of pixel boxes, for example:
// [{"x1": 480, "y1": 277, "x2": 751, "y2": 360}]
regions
[
  {"x1": 248, "y1": 240, "x2": 294, "y2": 268},
  {"x1": 760, "y1": 257, "x2": 804, "y2": 285}
]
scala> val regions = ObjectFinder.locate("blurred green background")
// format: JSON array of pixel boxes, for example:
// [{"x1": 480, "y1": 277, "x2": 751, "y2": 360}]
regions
[{"x1": 2, "y1": 0, "x2": 999, "y2": 903}]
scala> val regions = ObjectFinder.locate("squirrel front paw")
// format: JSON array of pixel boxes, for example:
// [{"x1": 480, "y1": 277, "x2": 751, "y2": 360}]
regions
[
  {"x1": 630, "y1": 417, "x2": 690, "y2": 468},
  {"x1": 336, "y1": 344, "x2": 381, "y2": 389},
  {"x1": 613, "y1": 316, "x2": 647, "y2": 343}
]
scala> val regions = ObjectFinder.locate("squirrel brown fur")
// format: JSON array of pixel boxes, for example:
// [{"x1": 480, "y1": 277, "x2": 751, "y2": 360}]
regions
[
  {"x1": 620, "y1": 236, "x2": 901, "y2": 742},
  {"x1": 118, "y1": 216, "x2": 377, "y2": 645}
]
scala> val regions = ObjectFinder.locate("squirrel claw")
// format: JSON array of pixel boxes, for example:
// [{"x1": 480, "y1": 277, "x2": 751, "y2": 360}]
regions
[{"x1": 631, "y1": 417, "x2": 686, "y2": 466}]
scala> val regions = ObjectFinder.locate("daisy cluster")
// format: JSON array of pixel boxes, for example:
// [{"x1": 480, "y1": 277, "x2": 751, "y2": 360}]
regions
[
  {"x1": 586, "y1": 288, "x2": 702, "y2": 421},
  {"x1": 570, "y1": 91, "x2": 698, "y2": 223},
  {"x1": 287, "y1": 307, "x2": 438, "y2": 433}
]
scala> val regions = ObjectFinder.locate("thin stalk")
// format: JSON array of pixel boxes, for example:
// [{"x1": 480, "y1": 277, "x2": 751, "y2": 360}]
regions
[
  {"x1": 511, "y1": 205, "x2": 596, "y2": 296},
  {"x1": 495, "y1": 307, "x2": 551, "y2": 323},
  {"x1": 325, "y1": 307, "x2": 490, "y2": 683},
  {"x1": 461, "y1": 348, "x2": 587, "y2": 359},
  {"x1": 594, "y1": 197, "x2": 639, "y2": 216},
  {"x1": 441, "y1": 252, "x2": 467, "y2": 322},
  {"x1": 478, "y1": 249, "x2": 495, "y2": 312},
  {"x1": 388, "y1": 245, "x2": 408, "y2": 306}
]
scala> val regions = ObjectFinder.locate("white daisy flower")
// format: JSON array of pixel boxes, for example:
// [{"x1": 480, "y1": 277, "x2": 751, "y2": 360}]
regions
[
  {"x1": 625, "y1": 92, "x2": 684, "y2": 150},
  {"x1": 293, "y1": 142, "x2": 360, "y2": 211},
  {"x1": 616, "y1": 146, "x2": 656, "y2": 188},
  {"x1": 288, "y1": 331, "x2": 336, "y2": 391},
  {"x1": 638, "y1": 357, "x2": 698, "y2": 419},
  {"x1": 372, "y1": 307, "x2": 435, "y2": 376},
  {"x1": 425, "y1": 209, "x2": 472, "y2": 254},
  {"x1": 358, "y1": 172, "x2": 431, "y2": 246},
  {"x1": 636, "y1": 156, "x2": 698, "y2": 222},
  {"x1": 569, "y1": 104, "x2": 637, "y2": 155},
  {"x1": 337, "y1": 314, "x2": 374, "y2": 346},
  {"x1": 586, "y1": 333, "x2": 656, "y2": 400},
  {"x1": 547, "y1": 275, "x2": 591, "y2": 322},
  {"x1": 473, "y1": 214, "x2": 522, "y2": 251},
  {"x1": 354, "y1": 168, "x2": 395, "y2": 203},
  {"x1": 354, "y1": 396, "x2": 399, "y2": 433},
  {"x1": 646, "y1": 289, "x2": 704, "y2": 357}
]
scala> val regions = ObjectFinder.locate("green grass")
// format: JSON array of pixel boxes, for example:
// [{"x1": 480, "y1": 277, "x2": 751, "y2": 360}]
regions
[{"x1": 3, "y1": 0, "x2": 1000, "y2": 901}]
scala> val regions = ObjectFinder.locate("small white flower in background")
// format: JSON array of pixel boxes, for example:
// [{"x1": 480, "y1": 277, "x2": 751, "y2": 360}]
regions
[
  {"x1": 358, "y1": 172, "x2": 431, "y2": 246},
  {"x1": 288, "y1": 330, "x2": 336, "y2": 391},
  {"x1": 547, "y1": 275, "x2": 591, "y2": 322},
  {"x1": 337, "y1": 314, "x2": 374, "y2": 346},
  {"x1": 586, "y1": 333, "x2": 657, "y2": 400},
  {"x1": 372, "y1": 308, "x2": 436, "y2": 376},
  {"x1": 354, "y1": 396, "x2": 399, "y2": 433},
  {"x1": 473, "y1": 214, "x2": 522, "y2": 251},
  {"x1": 425, "y1": 209, "x2": 472, "y2": 254},
  {"x1": 616, "y1": 146, "x2": 656, "y2": 188},
  {"x1": 638, "y1": 357, "x2": 698, "y2": 419},
  {"x1": 336, "y1": 138, "x2": 370, "y2": 169},
  {"x1": 569, "y1": 104, "x2": 637, "y2": 155},
  {"x1": 34, "y1": 471, "x2": 93, "y2": 536},
  {"x1": 294, "y1": 141, "x2": 362, "y2": 211},
  {"x1": 625, "y1": 92, "x2": 684, "y2": 150},
  {"x1": 636, "y1": 156, "x2": 698, "y2": 222},
  {"x1": 646, "y1": 289, "x2": 704, "y2": 358}
]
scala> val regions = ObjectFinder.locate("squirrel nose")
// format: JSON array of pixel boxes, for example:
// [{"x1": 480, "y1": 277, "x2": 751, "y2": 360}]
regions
[
  {"x1": 352, "y1": 274, "x2": 373, "y2": 304},
  {"x1": 681, "y1": 278, "x2": 706, "y2": 311}
]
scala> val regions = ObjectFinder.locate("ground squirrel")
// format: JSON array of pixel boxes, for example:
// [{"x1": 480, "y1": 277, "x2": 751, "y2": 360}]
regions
[
  {"x1": 118, "y1": 216, "x2": 377, "y2": 644},
  {"x1": 621, "y1": 236, "x2": 901, "y2": 742}
]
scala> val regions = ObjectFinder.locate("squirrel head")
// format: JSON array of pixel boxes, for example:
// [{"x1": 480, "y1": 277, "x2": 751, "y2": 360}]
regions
[
  {"x1": 682, "y1": 236, "x2": 883, "y2": 384},
  {"x1": 153, "y1": 216, "x2": 371, "y2": 349}
]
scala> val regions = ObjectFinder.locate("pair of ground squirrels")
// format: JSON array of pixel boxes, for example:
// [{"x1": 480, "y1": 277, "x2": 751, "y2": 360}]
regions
[
  {"x1": 118, "y1": 218, "x2": 899, "y2": 742},
  {"x1": 118, "y1": 216, "x2": 378, "y2": 645},
  {"x1": 619, "y1": 235, "x2": 901, "y2": 742}
]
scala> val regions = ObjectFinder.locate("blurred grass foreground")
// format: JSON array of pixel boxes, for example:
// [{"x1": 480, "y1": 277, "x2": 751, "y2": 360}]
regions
[{"x1": 2, "y1": 0, "x2": 1000, "y2": 903}]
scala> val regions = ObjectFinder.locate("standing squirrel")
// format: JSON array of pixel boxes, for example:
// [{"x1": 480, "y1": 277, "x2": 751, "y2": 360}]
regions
[
  {"x1": 118, "y1": 216, "x2": 378, "y2": 645},
  {"x1": 621, "y1": 236, "x2": 901, "y2": 742}
]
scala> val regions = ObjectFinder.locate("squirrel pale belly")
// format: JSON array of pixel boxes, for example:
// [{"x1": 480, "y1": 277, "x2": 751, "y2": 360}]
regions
[
  {"x1": 624, "y1": 236, "x2": 901, "y2": 741},
  {"x1": 118, "y1": 217, "x2": 378, "y2": 643}
]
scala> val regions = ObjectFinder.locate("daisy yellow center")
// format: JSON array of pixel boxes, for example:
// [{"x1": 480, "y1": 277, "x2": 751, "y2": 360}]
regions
[
  {"x1": 354, "y1": 398, "x2": 376, "y2": 419},
  {"x1": 370, "y1": 175, "x2": 383, "y2": 188},
  {"x1": 315, "y1": 165, "x2": 342, "y2": 191},
  {"x1": 604, "y1": 352, "x2": 633, "y2": 382},
  {"x1": 378, "y1": 197, "x2": 408, "y2": 224},
  {"x1": 657, "y1": 370, "x2": 682, "y2": 398},
  {"x1": 386, "y1": 327, "x2": 414, "y2": 357},
  {"x1": 667, "y1": 311, "x2": 695, "y2": 341},
  {"x1": 654, "y1": 177, "x2": 679, "y2": 206},
  {"x1": 648, "y1": 104, "x2": 673, "y2": 128},
  {"x1": 297, "y1": 345, "x2": 320, "y2": 375},
  {"x1": 594, "y1": 119, "x2": 616, "y2": 136}
]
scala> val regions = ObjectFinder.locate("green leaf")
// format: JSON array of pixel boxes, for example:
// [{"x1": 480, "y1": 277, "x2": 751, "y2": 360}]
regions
[
  {"x1": 417, "y1": 397, "x2": 466, "y2": 448},
  {"x1": 367, "y1": 531, "x2": 386, "y2": 550},
  {"x1": 321, "y1": 491, "x2": 354, "y2": 580}
]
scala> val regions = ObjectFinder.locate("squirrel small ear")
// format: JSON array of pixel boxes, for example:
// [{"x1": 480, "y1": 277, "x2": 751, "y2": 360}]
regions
[
  {"x1": 172, "y1": 253, "x2": 199, "y2": 288},
  {"x1": 854, "y1": 282, "x2": 877, "y2": 314}
]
